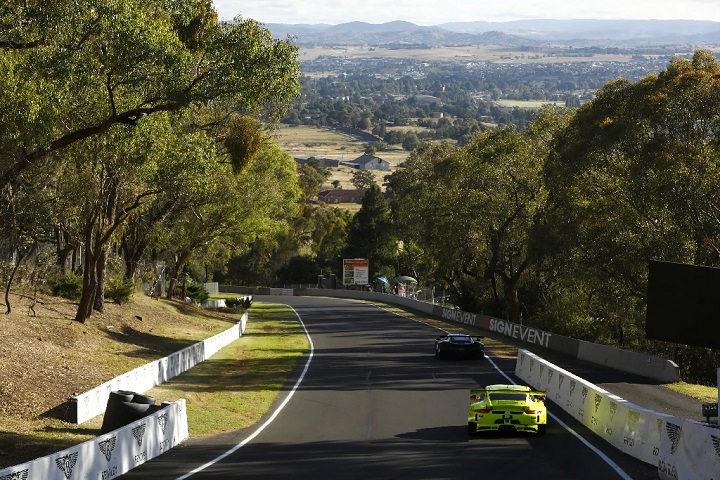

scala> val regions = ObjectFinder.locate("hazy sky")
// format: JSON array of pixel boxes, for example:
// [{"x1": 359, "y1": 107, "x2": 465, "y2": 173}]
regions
[{"x1": 213, "y1": 0, "x2": 720, "y2": 25}]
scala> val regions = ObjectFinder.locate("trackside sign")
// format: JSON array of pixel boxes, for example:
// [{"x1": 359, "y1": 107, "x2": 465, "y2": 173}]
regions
[
  {"x1": 488, "y1": 318, "x2": 551, "y2": 348},
  {"x1": 434, "y1": 306, "x2": 551, "y2": 348},
  {"x1": 439, "y1": 307, "x2": 479, "y2": 326}
]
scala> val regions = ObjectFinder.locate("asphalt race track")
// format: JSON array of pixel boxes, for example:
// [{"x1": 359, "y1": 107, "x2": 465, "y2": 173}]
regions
[{"x1": 120, "y1": 296, "x2": 660, "y2": 479}]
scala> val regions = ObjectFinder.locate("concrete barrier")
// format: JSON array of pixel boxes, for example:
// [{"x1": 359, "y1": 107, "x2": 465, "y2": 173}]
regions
[
  {"x1": 577, "y1": 340, "x2": 680, "y2": 383},
  {"x1": 0, "y1": 400, "x2": 188, "y2": 480},
  {"x1": 300, "y1": 287, "x2": 437, "y2": 315},
  {"x1": 516, "y1": 349, "x2": 719, "y2": 479},
  {"x1": 292, "y1": 288, "x2": 679, "y2": 383},
  {"x1": 73, "y1": 312, "x2": 247, "y2": 424}
]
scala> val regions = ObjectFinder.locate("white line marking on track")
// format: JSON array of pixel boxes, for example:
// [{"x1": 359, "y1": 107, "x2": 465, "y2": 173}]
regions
[
  {"x1": 177, "y1": 302, "x2": 632, "y2": 480},
  {"x1": 382, "y1": 304, "x2": 634, "y2": 480},
  {"x1": 175, "y1": 305, "x2": 313, "y2": 480}
]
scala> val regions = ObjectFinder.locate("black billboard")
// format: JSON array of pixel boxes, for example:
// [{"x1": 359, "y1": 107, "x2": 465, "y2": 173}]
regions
[{"x1": 646, "y1": 260, "x2": 720, "y2": 349}]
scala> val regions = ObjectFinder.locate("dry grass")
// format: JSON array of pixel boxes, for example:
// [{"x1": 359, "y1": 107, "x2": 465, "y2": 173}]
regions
[
  {"x1": 272, "y1": 125, "x2": 406, "y2": 203},
  {"x1": 272, "y1": 124, "x2": 409, "y2": 167},
  {"x1": 297, "y1": 45, "x2": 638, "y2": 64},
  {"x1": 0, "y1": 292, "x2": 241, "y2": 468}
]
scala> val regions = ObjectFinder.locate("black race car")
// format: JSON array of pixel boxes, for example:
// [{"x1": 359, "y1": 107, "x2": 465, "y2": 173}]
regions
[{"x1": 435, "y1": 333, "x2": 484, "y2": 359}]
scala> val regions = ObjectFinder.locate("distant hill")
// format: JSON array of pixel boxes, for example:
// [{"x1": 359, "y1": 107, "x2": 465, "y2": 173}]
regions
[
  {"x1": 266, "y1": 21, "x2": 531, "y2": 47},
  {"x1": 265, "y1": 19, "x2": 720, "y2": 47}
]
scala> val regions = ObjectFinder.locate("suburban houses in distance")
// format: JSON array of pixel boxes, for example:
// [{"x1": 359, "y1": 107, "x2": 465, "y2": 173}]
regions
[{"x1": 294, "y1": 153, "x2": 391, "y2": 171}]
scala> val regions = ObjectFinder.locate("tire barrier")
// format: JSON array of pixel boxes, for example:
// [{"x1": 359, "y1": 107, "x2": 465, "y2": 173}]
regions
[
  {"x1": 100, "y1": 390, "x2": 165, "y2": 435},
  {"x1": 0, "y1": 399, "x2": 188, "y2": 480},
  {"x1": 73, "y1": 313, "x2": 247, "y2": 424}
]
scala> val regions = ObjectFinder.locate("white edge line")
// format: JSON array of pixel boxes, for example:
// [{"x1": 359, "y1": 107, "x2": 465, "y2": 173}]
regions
[
  {"x1": 380, "y1": 304, "x2": 633, "y2": 480},
  {"x1": 178, "y1": 302, "x2": 632, "y2": 480},
  {"x1": 176, "y1": 305, "x2": 313, "y2": 480}
]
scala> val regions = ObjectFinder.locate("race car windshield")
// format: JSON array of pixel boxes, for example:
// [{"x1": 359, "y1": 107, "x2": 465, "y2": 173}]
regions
[
  {"x1": 451, "y1": 336, "x2": 472, "y2": 343},
  {"x1": 489, "y1": 393, "x2": 527, "y2": 402}
]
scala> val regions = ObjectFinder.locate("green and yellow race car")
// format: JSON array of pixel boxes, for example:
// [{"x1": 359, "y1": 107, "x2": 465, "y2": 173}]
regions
[{"x1": 467, "y1": 384, "x2": 547, "y2": 434}]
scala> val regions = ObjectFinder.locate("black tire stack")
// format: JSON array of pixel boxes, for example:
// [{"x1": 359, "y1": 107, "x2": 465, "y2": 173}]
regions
[{"x1": 100, "y1": 390, "x2": 164, "y2": 434}]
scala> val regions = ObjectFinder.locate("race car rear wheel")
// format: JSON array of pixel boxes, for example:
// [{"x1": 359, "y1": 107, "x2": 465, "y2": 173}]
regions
[
  {"x1": 538, "y1": 424, "x2": 547, "y2": 435},
  {"x1": 468, "y1": 422, "x2": 476, "y2": 433}
]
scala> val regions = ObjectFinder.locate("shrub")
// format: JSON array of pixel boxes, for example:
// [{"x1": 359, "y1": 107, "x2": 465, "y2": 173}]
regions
[
  {"x1": 105, "y1": 278, "x2": 136, "y2": 305},
  {"x1": 48, "y1": 272, "x2": 83, "y2": 300},
  {"x1": 186, "y1": 284, "x2": 209, "y2": 304},
  {"x1": 225, "y1": 297, "x2": 242, "y2": 308},
  {"x1": 225, "y1": 296, "x2": 254, "y2": 309}
]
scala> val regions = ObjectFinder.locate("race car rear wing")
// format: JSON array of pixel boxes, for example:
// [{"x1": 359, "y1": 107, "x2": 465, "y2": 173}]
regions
[
  {"x1": 469, "y1": 388, "x2": 546, "y2": 402},
  {"x1": 529, "y1": 391, "x2": 547, "y2": 401}
]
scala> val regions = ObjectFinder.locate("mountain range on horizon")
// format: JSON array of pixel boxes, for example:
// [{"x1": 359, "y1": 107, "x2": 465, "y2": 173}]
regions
[{"x1": 264, "y1": 18, "x2": 720, "y2": 47}]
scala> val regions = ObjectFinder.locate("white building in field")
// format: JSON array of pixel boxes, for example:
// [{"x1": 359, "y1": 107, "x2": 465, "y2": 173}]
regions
[{"x1": 344, "y1": 154, "x2": 391, "y2": 171}]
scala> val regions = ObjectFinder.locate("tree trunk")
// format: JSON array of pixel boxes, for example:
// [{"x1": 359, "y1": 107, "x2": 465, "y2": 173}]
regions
[
  {"x1": 75, "y1": 227, "x2": 98, "y2": 322},
  {"x1": 166, "y1": 277, "x2": 178, "y2": 299},
  {"x1": 54, "y1": 227, "x2": 76, "y2": 275},
  {"x1": 504, "y1": 281, "x2": 523, "y2": 325},
  {"x1": 75, "y1": 259, "x2": 97, "y2": 323},
  {"x1": 93, "y1": 248, "x2": 107, "y2": 312},
  {"x1": 4, "y1": 247, "x2": 29, "y2": 315},
  {"x1": 166, "y1": 253, "x2": 191, "y2": 299}
]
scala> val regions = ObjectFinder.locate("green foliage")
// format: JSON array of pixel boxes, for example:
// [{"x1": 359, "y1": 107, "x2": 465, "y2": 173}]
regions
[
  {"x1": 105, "y1": 278, "x2": 136, "y2": 305},
  {"x1": 351, "y1": 169, "x2": 376, "y2": 189},
  {"x1": 402, "y1": 132, "x2": 420, "y2": 151},
  {"x1": 48, "y1": 272, "x2": 83, "y2": 301},
  {"x1": 532, "y1": 282, "x2": 597, "y2": 341},
  {"x1": 343, "y1": 184, "x2": 396, "y2": 279},
  {"x1": 223, "y1": 115, "x2": 267, "y2": 175},
  {"x1": 186, "y1": 283, "x2": 209, "y2": 304},
  {"x1": 276, "y1": 255, "x2": 320, "y2": 284},
  {"x1": 297, "y1": 163, "x2": 327, "y2": 200},
  {"x1": 306, "y1": 157, "x2": 330, "y2": 179},
  {"x1": 224, "y1": 297, "x2": 243, "y2": 308}
]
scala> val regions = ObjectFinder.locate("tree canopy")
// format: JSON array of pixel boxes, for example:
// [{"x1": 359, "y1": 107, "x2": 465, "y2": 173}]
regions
[{"x1": 0, "y1": 0, "x2": 302, "y2": 321}]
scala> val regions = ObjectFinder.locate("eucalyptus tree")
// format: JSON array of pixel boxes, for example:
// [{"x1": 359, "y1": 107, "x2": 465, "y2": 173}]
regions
[
  {"x1": 155, "y1": 138, "x2": 301, "y2": 298},
  {"x1": 51, "y1": 113, "x2": 192, "y2": 321},
  {"x1": 454, "y1": 107, "x2": 570, "y2": 323},
  {"x1": 343, "y1": 184, "x2": 396, "y2": 280},
  {"x1": 388, "y1": 142, "x2": 465, "y2": 300},
  {"x1": 351, "y1": 169, "x2": 377, "y2": 189},
  {"x1": 543, "y1": 50, "x2": 720, "y2": 346},
  {"x1": 0, "y1": 169, "x2": 56, "y2": 314},
  {"x1": 0, "y1": 0, "x2": 300, "y2": 188},
  {"x1": 1, "y1": 0, "x2": 301, "y2": 321},
  {"x1": 390, "y1": 108, "x2": 570, "y2": 321}
]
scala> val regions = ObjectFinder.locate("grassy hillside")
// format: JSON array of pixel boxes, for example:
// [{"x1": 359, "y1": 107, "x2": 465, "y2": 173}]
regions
[{"x1": 0, "y1": 293, "x2": 306, "y2": 468}]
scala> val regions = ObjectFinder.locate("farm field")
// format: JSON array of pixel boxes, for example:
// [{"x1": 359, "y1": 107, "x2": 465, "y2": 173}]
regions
[
  {"x1": 297, "y1": 45, "x2": 639, "y2": 64},
  {"x1": 272, "y1": 124, "x2": 408, "y2": 191},
  {"x1": 494, "y1": 99, "x2": 565, "y2": 108}
]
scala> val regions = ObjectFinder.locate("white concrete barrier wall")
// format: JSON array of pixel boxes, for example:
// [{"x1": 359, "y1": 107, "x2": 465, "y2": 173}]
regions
[
  {"x1": 658, "y1": 418, "x2": 720, "y2": 480},
  {"x1": 516, "y1": 349, "x2": 720, "y2": 479},
  {"x1": 297, "y1": 288, "x2": 677, "y2": 382},
  {"x1": 301, "y1": 288, "x2": 437, "y2": 315},
  {"x1": 577, "y1": 340, "x2": 680, "y2": 384},
  {"x1": 269, "y1": 288, "x2": 294, "y2": 295},
  {"x1": 0, "y1": 399, "x2": 188, "y2": 480},
  {"x1": 202, "y1": 298, "x2": 227, "y2": 308},
  {"x1": 74, "y1": 312, "x2": 247, "y2": 424}
]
